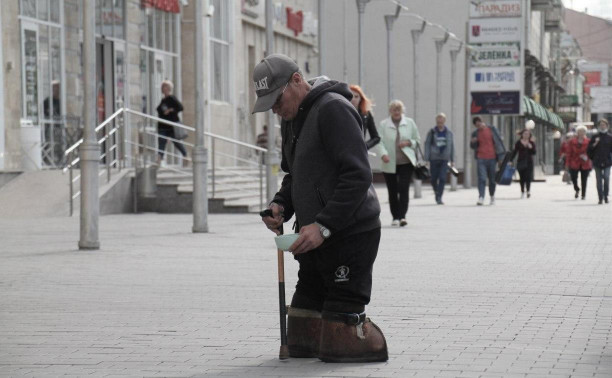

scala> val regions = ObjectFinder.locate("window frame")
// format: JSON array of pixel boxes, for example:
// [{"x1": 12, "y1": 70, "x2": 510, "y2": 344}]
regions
[{"x1": 209, "y1": 0, "x2": 233, "y2": 104}]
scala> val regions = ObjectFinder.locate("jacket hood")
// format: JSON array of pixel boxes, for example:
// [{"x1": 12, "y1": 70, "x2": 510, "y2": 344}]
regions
[{"x1": 298, "y1": 77, "x2": 353, "y2": 112}]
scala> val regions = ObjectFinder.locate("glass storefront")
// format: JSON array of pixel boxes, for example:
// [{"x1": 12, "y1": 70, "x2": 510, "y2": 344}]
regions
[{"x1": 20, "y1": 0, "x2": 65, "y2": 168}]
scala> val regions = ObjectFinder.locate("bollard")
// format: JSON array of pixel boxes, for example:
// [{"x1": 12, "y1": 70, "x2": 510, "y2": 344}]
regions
[
  {"x1": 450, "y1": 174, "x2": 458, "y2": 191},
  {"x1": 413, "y1": 178, "x2": 422, "y2": 198}
]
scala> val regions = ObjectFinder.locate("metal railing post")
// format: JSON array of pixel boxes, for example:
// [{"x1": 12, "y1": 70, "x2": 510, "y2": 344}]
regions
[
  {"x1": 105, "y1": 122, "x2": 111, "y2": 183},
  {"x1": 211, "y1": 138, "x2": 216, "y2": 198},
  {"x1": 69, "y1": 157, "x2": 74, "y2": 216}
]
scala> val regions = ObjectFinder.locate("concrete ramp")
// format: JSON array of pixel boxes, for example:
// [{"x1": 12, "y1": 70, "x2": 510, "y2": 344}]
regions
[{"x1": 0, "y1": 170, "x2": 70, "y2": 218}]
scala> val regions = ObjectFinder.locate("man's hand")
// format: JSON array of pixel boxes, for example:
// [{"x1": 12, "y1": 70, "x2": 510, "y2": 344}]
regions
[
  {"x1": 289, "y1": 223, "x2": 324, "y2": 256},
  {"x1": 400, "y1": 140, "x2": 412, "y2": 148},
  {"x1": 163, "y1": 108, "x2": 173, "y2": 115},
  {"x1": 594, "y1": 137, "x2": 600, "y2": 146},
  {"x1": 382, "y1": 155, "x2": 390, "y2": 163},
  {"x1": 262, "y1": 203, "x2": 284, "y2": 235},
  {"x1": 471, "y1": 137, "x2": 478, "y2": 143}
]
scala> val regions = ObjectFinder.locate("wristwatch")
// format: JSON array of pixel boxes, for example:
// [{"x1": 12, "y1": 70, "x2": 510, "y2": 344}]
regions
[{"x1": 315, "y1": 222, "x2": 331, "y2": 239}]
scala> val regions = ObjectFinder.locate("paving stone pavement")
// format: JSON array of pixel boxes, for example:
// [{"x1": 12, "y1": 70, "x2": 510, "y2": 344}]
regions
[{"x1": 1, "y1": 176, "x2": 611, "y2": 377}]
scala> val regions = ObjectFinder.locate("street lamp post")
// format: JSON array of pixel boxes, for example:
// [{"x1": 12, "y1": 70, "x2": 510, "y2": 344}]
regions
[
  {"x1": 79, "y1": 0, "x2": 100, "y2": 250},
  {"x1": 265, "y1": 0, "x2": 279, "y2": 202},
  {"x1": 192, "y1": 0, "x2": 209, "y2": 233},
  {"x1": 449, "y1": 43, "x2": 462, "y2": 191},
  {"x1": 411, "y1": 21, "x2": 426, "y2": 199},
  {"x1": 356, "y1": 0, "x2": 370, "y2": 86},
  {"x1": 384, "y1": 5, "x2": 401, "y2": 105},
  {"x1": 435, "y1": 33, "x2": 449, "y2": 113}
]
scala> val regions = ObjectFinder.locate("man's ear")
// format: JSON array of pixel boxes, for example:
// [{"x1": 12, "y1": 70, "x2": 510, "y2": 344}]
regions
[{"x1": 291, "y1": 72, "x2": 302, "y2": 85}]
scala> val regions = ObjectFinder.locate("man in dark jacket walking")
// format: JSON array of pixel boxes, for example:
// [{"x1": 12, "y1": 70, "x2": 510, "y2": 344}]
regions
[
  {"x1": 588, "y1": 119, "x2": 612, "y2": 204},
  {"x1": 252, "y1": 54, "x2": 387, "y2": 362}
]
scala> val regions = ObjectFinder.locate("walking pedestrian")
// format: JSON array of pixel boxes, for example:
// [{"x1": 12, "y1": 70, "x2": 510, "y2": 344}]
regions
[
  {"x1": 587, "y1": 119, "x2": 612, "y2": 204},
  {"x1": 156, "y1": 80, "x2": 187, "y2": 165},
  {"x1": 349, "y1": 85, "x2": 380, "y2": 150},
  {"x1": 470, "y1": 116, "x2": 506, "y2": 205},
  {"x1": 377, "y1": 100, "x2": 420, "y2": 226},
  {"x1": 510, "y1": 128, "x2": 536, "y2": 198},
  {"x1": 253, "y1": 54, "x2": 387, "y2": 362},
  {"x1": 566, "y1": 125, "x2": 592, "y2": 200},
  {"x1": 424, "y1": 113, "x2": 455, "y2": 205}
]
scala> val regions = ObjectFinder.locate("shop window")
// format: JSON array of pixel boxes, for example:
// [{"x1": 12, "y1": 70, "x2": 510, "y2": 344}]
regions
[
  {"x1": 210, "y1": 0, "x2": 231, "y2": 102},
  {"x1": 96, "y1": 0, "x2": 125, "y2": 39},
  {"x1": 141, "y1": 7, "x2": 180, "y2": 120},
  {"x1": 20, "y1": 0, "x2": 65, "y2": 167}
]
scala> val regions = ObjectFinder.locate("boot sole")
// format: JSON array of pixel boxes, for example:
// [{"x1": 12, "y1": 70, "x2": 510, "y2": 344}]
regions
[
  {"x1": 289, "y1": 346, "x2": 318, "y2": 358},
  {"x1": 318, "y1": 352, "x2": 388, "y2": 363}
]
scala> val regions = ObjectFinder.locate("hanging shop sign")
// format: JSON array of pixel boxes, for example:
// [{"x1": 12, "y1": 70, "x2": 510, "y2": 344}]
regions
[
  {"x1": 470, "y1": 0, "x2": 522, "y2": 18},
  {"x1": 469, "y1": 42, "x2": 520, "y2": 67},
  {"x1": 558, "y1": 112, "x2": 577, "y2": 122},
  {"x1": 583, "y1": 71, "x2": 602, "y2": 95},
  {"x1": 469, "y1": 18, "x2": 521, "y2": 43},
  {"x1": 470, "y1": 67, "x2": 521, "y2": 91},
  {"x1": 558, "y1": 94, "x2": 580, "y2": 107},
  {"x1": 142, "y1": 0, "x2": 180, "y2": 14},
  {"x1": 470, "y1": 91, "x2": 521, "y2": 115}
]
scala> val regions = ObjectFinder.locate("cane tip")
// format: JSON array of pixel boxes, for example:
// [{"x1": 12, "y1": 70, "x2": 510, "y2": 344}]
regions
[{"x1": 279, "y1": 345, "x2": 290, "y2": 360}]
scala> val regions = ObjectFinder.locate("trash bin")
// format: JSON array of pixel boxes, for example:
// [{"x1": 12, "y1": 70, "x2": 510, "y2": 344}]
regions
[
  {"x1": 20, "y1": 119, "x2": 42, "y2": 171},
  {"x1": 136, "y1": 164, "x2": 157, "y2": 198}
]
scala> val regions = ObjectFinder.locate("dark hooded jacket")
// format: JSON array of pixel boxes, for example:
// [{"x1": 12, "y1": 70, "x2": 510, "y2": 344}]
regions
[{"x1": 272, "y1": 78, "x2": 381, "y2": 242}]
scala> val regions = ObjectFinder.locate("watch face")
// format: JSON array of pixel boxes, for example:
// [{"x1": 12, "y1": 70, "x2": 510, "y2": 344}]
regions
[{"x1": 322, "y1": 228, "x2": 331, "y2": 238}]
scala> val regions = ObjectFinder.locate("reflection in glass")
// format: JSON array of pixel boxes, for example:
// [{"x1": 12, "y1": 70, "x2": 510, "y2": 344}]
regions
[
  {"x1": 21, "y1": 0, "x2": 37, "y2": 18},
  {"x1": 50, "y1": 0, "x2": 60, "y2": 23},
  {"x1": 37, "y1": 0, "x2": 48, "y2": 21}
]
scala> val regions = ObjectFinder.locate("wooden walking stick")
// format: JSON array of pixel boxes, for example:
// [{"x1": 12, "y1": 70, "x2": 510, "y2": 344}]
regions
[{"x1": 260, "y1": 209, "x2": 289, "y2": 360}]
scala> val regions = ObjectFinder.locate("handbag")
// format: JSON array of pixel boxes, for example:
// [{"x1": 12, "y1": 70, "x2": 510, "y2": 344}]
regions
[
  {"x1": 173, "y1": 125, "x2": 188, "y2": 140},
  {"x1": 414, "y1": 143, "x2": 430, "y2": 180},
  {"x1": 562, "y1": 170, "x2": 570, "y2": 183},
  {"x1": 498, "y1": 164, "x2": 516, "y2": 185}
]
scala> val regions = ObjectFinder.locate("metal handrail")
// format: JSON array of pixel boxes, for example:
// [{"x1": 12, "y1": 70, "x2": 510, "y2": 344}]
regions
[
  {"x1": 65, "y1": 107, "x2": 270, "y2": 215},
  {"x1": 125, "y1": 108, "x2": 268, "y2": 153},
  {"x1": 64, "y1": 108, "x2": 125, "y2": 156}
]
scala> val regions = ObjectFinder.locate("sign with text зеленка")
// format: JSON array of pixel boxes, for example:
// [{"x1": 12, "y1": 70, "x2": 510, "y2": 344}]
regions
[{"x1": 468, "y1": 1, "x2": 524, "y2": 116}]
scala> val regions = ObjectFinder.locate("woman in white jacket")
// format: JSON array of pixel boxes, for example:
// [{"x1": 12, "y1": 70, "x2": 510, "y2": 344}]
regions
[{"x1": 376, "y1": 100, "x2": 421, "y2": 227}]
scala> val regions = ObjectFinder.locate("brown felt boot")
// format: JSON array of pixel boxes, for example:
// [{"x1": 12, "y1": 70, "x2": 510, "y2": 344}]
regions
[
  {"x1": 287, "y1": 307, "x2": 322, "y2": 358},
  {"x1": 318, "y1": 311, "x2": 388, "y2": 363}
]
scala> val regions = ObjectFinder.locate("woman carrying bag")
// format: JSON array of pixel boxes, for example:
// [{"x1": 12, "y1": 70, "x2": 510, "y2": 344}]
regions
[
  {"x1": 376, "y1": 100, "x2": 421, "y2": 227},
  {"x1": 510, "y1": 128, "x2": 536, "y2": 198}
]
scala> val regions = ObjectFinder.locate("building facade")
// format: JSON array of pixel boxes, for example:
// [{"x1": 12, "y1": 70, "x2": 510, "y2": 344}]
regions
[{"x1": 0, "y1": 0, "x2": 320, "y2": 172}]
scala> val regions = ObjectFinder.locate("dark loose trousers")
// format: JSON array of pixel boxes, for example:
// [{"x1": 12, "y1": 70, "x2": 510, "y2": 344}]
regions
[
  {"x1": 517, "y1": 166, "x2": 533, "y2": 193},
  {"x1": 158, "y1": 127, "x2": 187, "y2": 158},
  {"x1": 383, "y1": 163, "x2": 414, "y2": 220},
  {"x1": 290, "y1": 228, "x2": 381, "y2": 314},
  {"x1": 569, "y1": 169, "x2": 590, "y2": 197},
  {"x1": 429, "y1": 160, "x2": 449, "y2": 201}
]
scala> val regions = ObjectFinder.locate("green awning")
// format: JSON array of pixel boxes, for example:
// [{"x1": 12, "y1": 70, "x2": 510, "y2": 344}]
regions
[{"x1": 522, "y1": 96, "x2": 566, "y2": 131}]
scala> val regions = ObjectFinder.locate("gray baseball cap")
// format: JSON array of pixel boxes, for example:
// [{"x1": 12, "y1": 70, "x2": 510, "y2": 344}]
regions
[{"x1": 252, "y1": 54, "x2": 299, "y2": 114}]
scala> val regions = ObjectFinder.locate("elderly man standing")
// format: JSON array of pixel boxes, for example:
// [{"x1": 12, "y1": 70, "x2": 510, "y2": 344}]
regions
[{"x1": 253, "y1": 54, "x2": 387, "y2": 362}]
